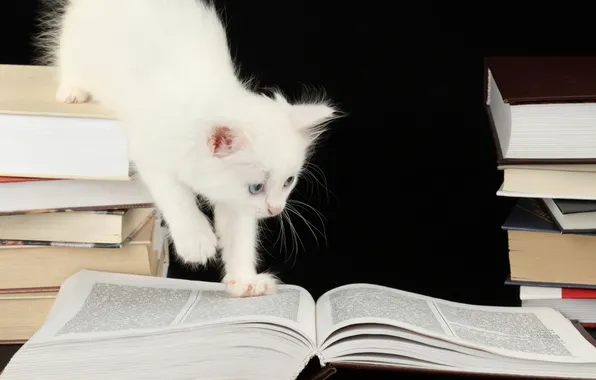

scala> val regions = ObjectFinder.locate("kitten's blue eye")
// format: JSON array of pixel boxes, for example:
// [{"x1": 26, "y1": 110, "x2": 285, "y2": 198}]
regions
[
  {"x1": 283, "y1": 176, "x2": 295, "y2": 187},
  {"x1": 248, "y1": 183, "x2": 264, "y2": 194}
]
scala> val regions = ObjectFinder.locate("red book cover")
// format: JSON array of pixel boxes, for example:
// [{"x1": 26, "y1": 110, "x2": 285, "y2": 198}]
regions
[
  {"x1": 0, "y1": 177, "x2": 55, "y2": 183},
  {"x1": 562, "y1": 288, "x2": 596, "y2": 299}
]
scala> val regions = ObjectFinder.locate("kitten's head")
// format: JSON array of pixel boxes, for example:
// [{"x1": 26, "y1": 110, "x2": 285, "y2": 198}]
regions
[{"x1": 201, "y1": 92, "x2": 338, "y2": 218}]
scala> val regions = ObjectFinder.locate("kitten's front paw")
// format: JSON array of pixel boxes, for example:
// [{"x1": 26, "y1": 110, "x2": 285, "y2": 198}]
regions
[
  {"x1": 56, "y1": 85, "x2": 91, "y2": 104},
  {"x1": 223, "y1": 273, "x2": 278, "y2": 297},
  {"x1": 173, "y1": 228, "x2": 218, "y2": 265}
]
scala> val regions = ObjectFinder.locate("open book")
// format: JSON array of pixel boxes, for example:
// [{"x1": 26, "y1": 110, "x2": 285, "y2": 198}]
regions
[{"x1": 2, "y1": 271, "x2": 596, "y2": 380}]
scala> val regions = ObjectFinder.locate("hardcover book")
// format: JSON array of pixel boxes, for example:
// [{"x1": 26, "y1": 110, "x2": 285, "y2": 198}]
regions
[
  {"x1": 0, "y1": 207, "x2": 155, "y2": 246},
  {"x1": 502, "y1": 198, "x2": 596, "y2": 287},
  {"x1": 501, "y1": 197, "x2": 559, "y2": 233},
  {"x1": 484, "y1": 56, "x2": 596, "y2": 164},
  {"x1": 542, "y1": 199, "x2": 596, "y2": 234},
  {"x1": 0, "y1": 179, "x2": 153, "y2": 216},
  {"x1": 520, "y1": 286, "x2": 596, "y2": 326},
  {"x1": 3, "y1": 270, "x2": 596, "y2": 379},
  {"x1": 0, "y1": 64, "x2": 130, "y2": 180}
]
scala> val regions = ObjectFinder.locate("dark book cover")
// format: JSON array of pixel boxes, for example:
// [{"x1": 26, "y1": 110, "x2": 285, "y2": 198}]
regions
[
  {"x1": 554, "y1": 199, "x2": 596, "y2": 215},
  {"x1": 486, "y1": 56, "x2": 596, "y2": 104},
  {"x1": 505, "y1": 276, "x2": 596, "y2": 291},
  {"x1": 501, "y1": 198, "x2": 560, "y2": 233},
  {"x1": 541, "y1": 200, "x2": 596, "y2": 235}
]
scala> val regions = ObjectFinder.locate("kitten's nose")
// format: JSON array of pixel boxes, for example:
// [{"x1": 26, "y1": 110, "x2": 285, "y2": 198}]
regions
[{"x1": 267, "y1": 206, "x2": 282, "y2": 216}]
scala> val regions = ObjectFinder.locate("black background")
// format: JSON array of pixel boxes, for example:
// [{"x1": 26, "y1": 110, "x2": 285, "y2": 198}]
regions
[{"x1": 3, "y1": 1, "x2": 590, "y2": 379}]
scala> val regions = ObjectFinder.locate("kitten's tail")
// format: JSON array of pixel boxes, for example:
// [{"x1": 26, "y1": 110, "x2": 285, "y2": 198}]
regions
[{"x1": 32, "y1": 0, "x2": 71, "y2": 66}]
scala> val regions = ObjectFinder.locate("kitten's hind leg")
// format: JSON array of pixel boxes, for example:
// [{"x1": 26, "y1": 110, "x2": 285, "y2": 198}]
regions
[{"x1": 56, "y1": 84, "x2": 91, "y2": 104}]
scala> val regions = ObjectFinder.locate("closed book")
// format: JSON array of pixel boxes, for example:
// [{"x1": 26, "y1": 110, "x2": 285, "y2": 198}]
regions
[
  {"x1": 498, "y1": 168, "x2": 596, "y2": 200},
  {"x1": 0, "y1": 222, "x2": 169, "y2": 343},
  {"x1": 0, "y1": 207, "x2": 155, "y2": 245},
  {"x1": 520, "y1": 286, "x2": 596, "y2": 326},
  {"x1": 485, "y1": 56, "x2": 596, "y2": 164},
  {"x1": 0, "y1": 64, "x2": 130, "y2": 180},
  {"x1": 0, "y1": 217, "x2": 169, "y2": 295},
  {"x1": 542, "y1": 198, "x2": 596, "y2": 233},
  {"x1": 502, "y1": 198, "x2": 596, "y2": 286},
  {"x1": 0, "y1": 178, "x2": 153, "y2": 216}
]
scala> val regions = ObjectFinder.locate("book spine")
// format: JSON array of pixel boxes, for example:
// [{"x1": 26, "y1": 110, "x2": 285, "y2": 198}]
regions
[
  {"x1": 0, "y1": 176, "x2": 55, "y2": 183},
  {"x1": 0, "y1": 240, "x2": 122, "y2": 249},
  {"x1": 519, "y1": 286, "x2": 562, "y2": 300},
  {"x1": 0, "y1": 203, "x2": 153, "y2": 216},
  {"x1": 0, "y1": 286, "x2": 61, "y2": 295}
]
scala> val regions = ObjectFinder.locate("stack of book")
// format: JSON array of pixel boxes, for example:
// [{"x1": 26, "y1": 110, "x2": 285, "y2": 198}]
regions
[
  {"x1": 486, "y1": 56, "x2": 596, "y2": 328},
  {"x1": 0, "y1": 64, "x2": 168, "y2": 344}
]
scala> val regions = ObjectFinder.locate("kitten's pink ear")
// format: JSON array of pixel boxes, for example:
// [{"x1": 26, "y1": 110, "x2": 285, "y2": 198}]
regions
[
  {"x1": 289, "y1": 103, "x2": 339, "y2": 140},
  {"x1": 207, "y1": 126, "x2": 246, "y2": 158}
]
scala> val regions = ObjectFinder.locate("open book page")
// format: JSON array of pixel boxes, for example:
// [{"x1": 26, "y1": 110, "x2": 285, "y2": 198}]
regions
[
  {"x1": 315, "y1": 283, "x2": 596, "y2": 363},
  {"x1": 27, "y1": 270, "x2": 317, "y2": 348}
]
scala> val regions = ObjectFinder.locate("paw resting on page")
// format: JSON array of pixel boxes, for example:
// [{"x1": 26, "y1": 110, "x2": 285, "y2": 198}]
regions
[
  {"x1": 223, "y1": 273, "x2": 278, "y2": 297},
  {"x1": 173, "y1": 228, "x2": 218, "y2": 265}
]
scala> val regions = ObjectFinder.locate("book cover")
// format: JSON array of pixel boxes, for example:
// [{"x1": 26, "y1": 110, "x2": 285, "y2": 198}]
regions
[
  {"x1": 506, "y1": 276, "x2": 596, "y2": 290},
  {"x1": 501, "y1": 198, "x2": 559, "y2": 233},
  {"x1": 554, "y1": 199, "x2": 596, "y2": 215},
  {"x1": 486, "y1": 56, "x2": 596, "y2": 104},
  {"x1": 0, "y1": 64, "x2": 114, "y2": 119}
]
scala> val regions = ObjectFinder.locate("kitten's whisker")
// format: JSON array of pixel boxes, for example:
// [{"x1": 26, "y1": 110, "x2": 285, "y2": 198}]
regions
[
  {"x1": 300, "y1": 168, "x2": 319, "y2": 198},
  {"x1": 285, "y1": 204, "x2": 326, "y2": 246},
  {"x1": 272, "y1": 216, "x2": 283, "y2": 247},
  {"x1": 283, "y1": 209, "x2": 304, "y2": 267},
  {"x1": 259, "y1": 220, "x2": 272, "y2": 235},
  {"x1": 280, "y1": 211, "x2": 294, "y2": 264},
  {"x1": 284, "y1": 210, "x2": 298, "y2": 259},
  {"x1": 285, "y1": 205, "x2": 318, "y2": 242},
  {"x1": 278, "y1": 213, "x2": 288, "y2": 257},
  {"x1": 258, "y1": 222, "x2": 275, "y2": 259},
  {"x1": 288, "y1": 200, "x2": 327, "y2": 240},
  {"x1": 300, "y1": 170, "x2": 315, "y2": 196},
  {"x1": 302, "y1": 162, "x2": 332, "y2": 203},
  {"x1": 289, "y1": 199, "x2": 327, "y2": 220}
]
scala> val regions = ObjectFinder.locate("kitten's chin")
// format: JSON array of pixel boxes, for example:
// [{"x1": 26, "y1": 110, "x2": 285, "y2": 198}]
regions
[
  {"x1": 255, "y1": 211, "x2": 272, "y2": 219},
  {"x1": 254, "y1": 209, "x2": 284, "y2": 220}
]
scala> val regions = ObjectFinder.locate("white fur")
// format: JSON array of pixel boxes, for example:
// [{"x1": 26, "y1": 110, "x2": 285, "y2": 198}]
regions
[{"x1": 37, "y1": 0, "x2": 339, "y2": 297}]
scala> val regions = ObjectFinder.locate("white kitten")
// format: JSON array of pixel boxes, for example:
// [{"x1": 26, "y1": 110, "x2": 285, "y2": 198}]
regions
[{"x1": 37, "y1": 0, "x2": 339, "y2": 297}]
